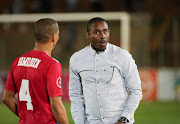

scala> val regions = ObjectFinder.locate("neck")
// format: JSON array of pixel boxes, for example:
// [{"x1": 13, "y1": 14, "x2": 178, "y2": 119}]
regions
[
  {"x1": 92, "y1": 46, "x2": 106, "y2": 52},
  {"x1": 33, "y1": 42, "x2": 52, "y2": 56}
]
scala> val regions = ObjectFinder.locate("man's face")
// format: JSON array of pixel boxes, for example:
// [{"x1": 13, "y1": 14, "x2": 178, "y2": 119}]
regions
[{"x1": 87, "y1": 21, "x2": 110, "y2": 51}]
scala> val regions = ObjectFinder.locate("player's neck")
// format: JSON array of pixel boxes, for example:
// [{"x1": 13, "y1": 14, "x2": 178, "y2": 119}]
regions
[{"x1": 34, "y1": 42, "x2": 52, "y2": 56}]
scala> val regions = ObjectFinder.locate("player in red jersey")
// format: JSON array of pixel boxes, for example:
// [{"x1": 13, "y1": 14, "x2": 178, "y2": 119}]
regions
[{"x1": 2, "y1": 18, "x2": 69, "y2": 124}]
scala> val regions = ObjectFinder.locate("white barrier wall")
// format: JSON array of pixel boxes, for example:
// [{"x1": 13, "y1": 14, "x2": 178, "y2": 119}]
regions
[
  {"x1": 139, "y1": 68, "x2": 180, "y2": 101},
  {"x1": 158, "y1": 68, "x2": 176, "y2": 101},
  {"x1": 0, "y1": 77, "x2": 5, "y2": 101},
  {"x1": 0, "y1": 68, "x2": 180, "y2": 101}
]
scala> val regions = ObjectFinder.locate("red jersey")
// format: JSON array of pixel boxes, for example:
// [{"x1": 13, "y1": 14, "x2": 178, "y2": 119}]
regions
[{"x1": 5, "y1": 50, "x2": 63, "y2": 124}]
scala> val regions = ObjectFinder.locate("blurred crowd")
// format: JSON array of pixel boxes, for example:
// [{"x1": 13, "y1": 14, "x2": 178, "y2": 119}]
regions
[
  {"x1": 0, "y1": 0, "x2": 143, "y2": 13},
  {"x1": 0, "y1": 0, "x2": 179, "y2": 15}
]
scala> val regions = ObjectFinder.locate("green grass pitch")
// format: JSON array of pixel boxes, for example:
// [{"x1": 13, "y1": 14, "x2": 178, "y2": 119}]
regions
[{"x1": 0, "y1": 101, "x2": 180, "y2": 124}]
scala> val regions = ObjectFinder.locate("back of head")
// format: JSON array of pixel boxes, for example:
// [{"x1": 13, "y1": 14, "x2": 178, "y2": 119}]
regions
[
  {"x1": 87, "y1": 17, "x2": 107, "y2": 33},
  {"x1": 34, "y1": 18, "x2": 58, "y2": 43}
]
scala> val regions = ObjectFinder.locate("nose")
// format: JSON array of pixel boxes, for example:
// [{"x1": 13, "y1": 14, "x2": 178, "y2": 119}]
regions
[{"x1": 100, "y1": 32, "x2": 105, "y2": 39}]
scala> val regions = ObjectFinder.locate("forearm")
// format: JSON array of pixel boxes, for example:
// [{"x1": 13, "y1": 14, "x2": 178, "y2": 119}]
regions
[
  {"x1": 50, "y1": 97, "x2": 69, "y2": 124},
  {"x1": 69, "y1": 64, "x2": 85, "y2": 124},
  {"x1": 2, "y1": 90, "x2": 18, "y2": 117},
  {"x1": 70, "y1": 100, "x2": 85, "y2": 124},
  {"x1": 122, "y1": 69, "x2": 142, "y2": 120},
  {"x1": 69, "y1": 76, "x2": 85, "y2": 124},
  {"x1": 69, "y1": 85, "x2": 85, "y2": 124},
  {"x1": 2, "y1": 96, "x2": 18, "y2": 117},
  {"x1": 121, "y1": 88, "x2": 142, "y2": 120}
]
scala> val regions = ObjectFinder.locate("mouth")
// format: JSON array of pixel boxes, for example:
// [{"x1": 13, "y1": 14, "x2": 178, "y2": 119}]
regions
[{"x1": 99, "y1": 40, "x2": 106, "y2": 45}]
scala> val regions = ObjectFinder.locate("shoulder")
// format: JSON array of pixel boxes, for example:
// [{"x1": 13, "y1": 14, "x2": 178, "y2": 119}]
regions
[
  {"x1": 108, "y1": 43, "x2": 121, "y2": 53},
  {"x1": 108, "y1": 43, "x2": 130, "y2": 56},
  {"x1": 42, "y1": 57, "x2": 62, "y2": 76},
  {"x1": 108, "y1": 43, "x2": 133, "y2": 62},
  {"x1": 49, "y1": 57, "x2": 60, "y2": 65},
  {"x1": 45, "y1": 57, "x2": 61, "y2": 71},
  {"x1": 70, "y1": 46, "x2": 89, "y2": 63}
]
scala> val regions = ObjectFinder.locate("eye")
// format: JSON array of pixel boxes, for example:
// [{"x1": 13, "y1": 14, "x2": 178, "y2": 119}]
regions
[
  {"x1": 94, "y1": 31, "x2": 99, "y2": 35},
  {"x1": 103, "y1": 30, "x2": 108, "y2": 34}
]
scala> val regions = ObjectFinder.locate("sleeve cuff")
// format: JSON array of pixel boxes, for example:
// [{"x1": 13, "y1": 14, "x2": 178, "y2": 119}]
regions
[{"x1": 121, "y1": 111, "x2": 133, "y2": 123}]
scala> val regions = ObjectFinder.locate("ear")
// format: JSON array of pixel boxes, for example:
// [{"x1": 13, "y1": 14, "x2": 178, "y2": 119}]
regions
[
  {"x1": 86, "y1": 32, "x2": 90, "y2": 39},
  {"x1": 51, "y1": 34, "x2": 55, "y2": 42}
]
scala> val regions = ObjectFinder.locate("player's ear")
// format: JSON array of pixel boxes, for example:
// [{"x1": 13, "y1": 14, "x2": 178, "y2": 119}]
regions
[
  {"x1": 86, "y1": 32, "x2": 90, "y2": 39},
  {"x1": 51, "y1": 34, "x2": 55, "y2": 42}
]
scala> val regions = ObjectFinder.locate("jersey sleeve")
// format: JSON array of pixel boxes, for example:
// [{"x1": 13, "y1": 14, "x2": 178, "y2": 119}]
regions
[
  {"x1": 5, "y1": 61, "x2": 16, "y2": 92},
  {"x1": 46, "y1": 62, "x2": 63, "y2": 98}
]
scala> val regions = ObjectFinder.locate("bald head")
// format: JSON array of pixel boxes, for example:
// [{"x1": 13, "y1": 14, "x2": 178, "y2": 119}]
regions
[{"x1": 34, "y1": 18, "x2": 59, "y2": 43}]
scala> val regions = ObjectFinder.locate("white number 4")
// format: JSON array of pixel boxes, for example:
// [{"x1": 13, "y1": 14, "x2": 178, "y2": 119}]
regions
[{"x1": 19, "y1": 79, "x2": 33, "y2": 110}]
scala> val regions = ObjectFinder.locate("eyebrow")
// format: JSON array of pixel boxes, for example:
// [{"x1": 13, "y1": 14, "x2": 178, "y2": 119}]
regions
[{"x1": 94, "y1": 29, "x2": 108, "y2": 32}]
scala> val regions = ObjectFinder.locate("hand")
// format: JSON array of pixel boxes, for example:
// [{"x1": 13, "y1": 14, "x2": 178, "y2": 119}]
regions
[{"x1": 115, "y1": 120, "x2": 125, "y2": 124}]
